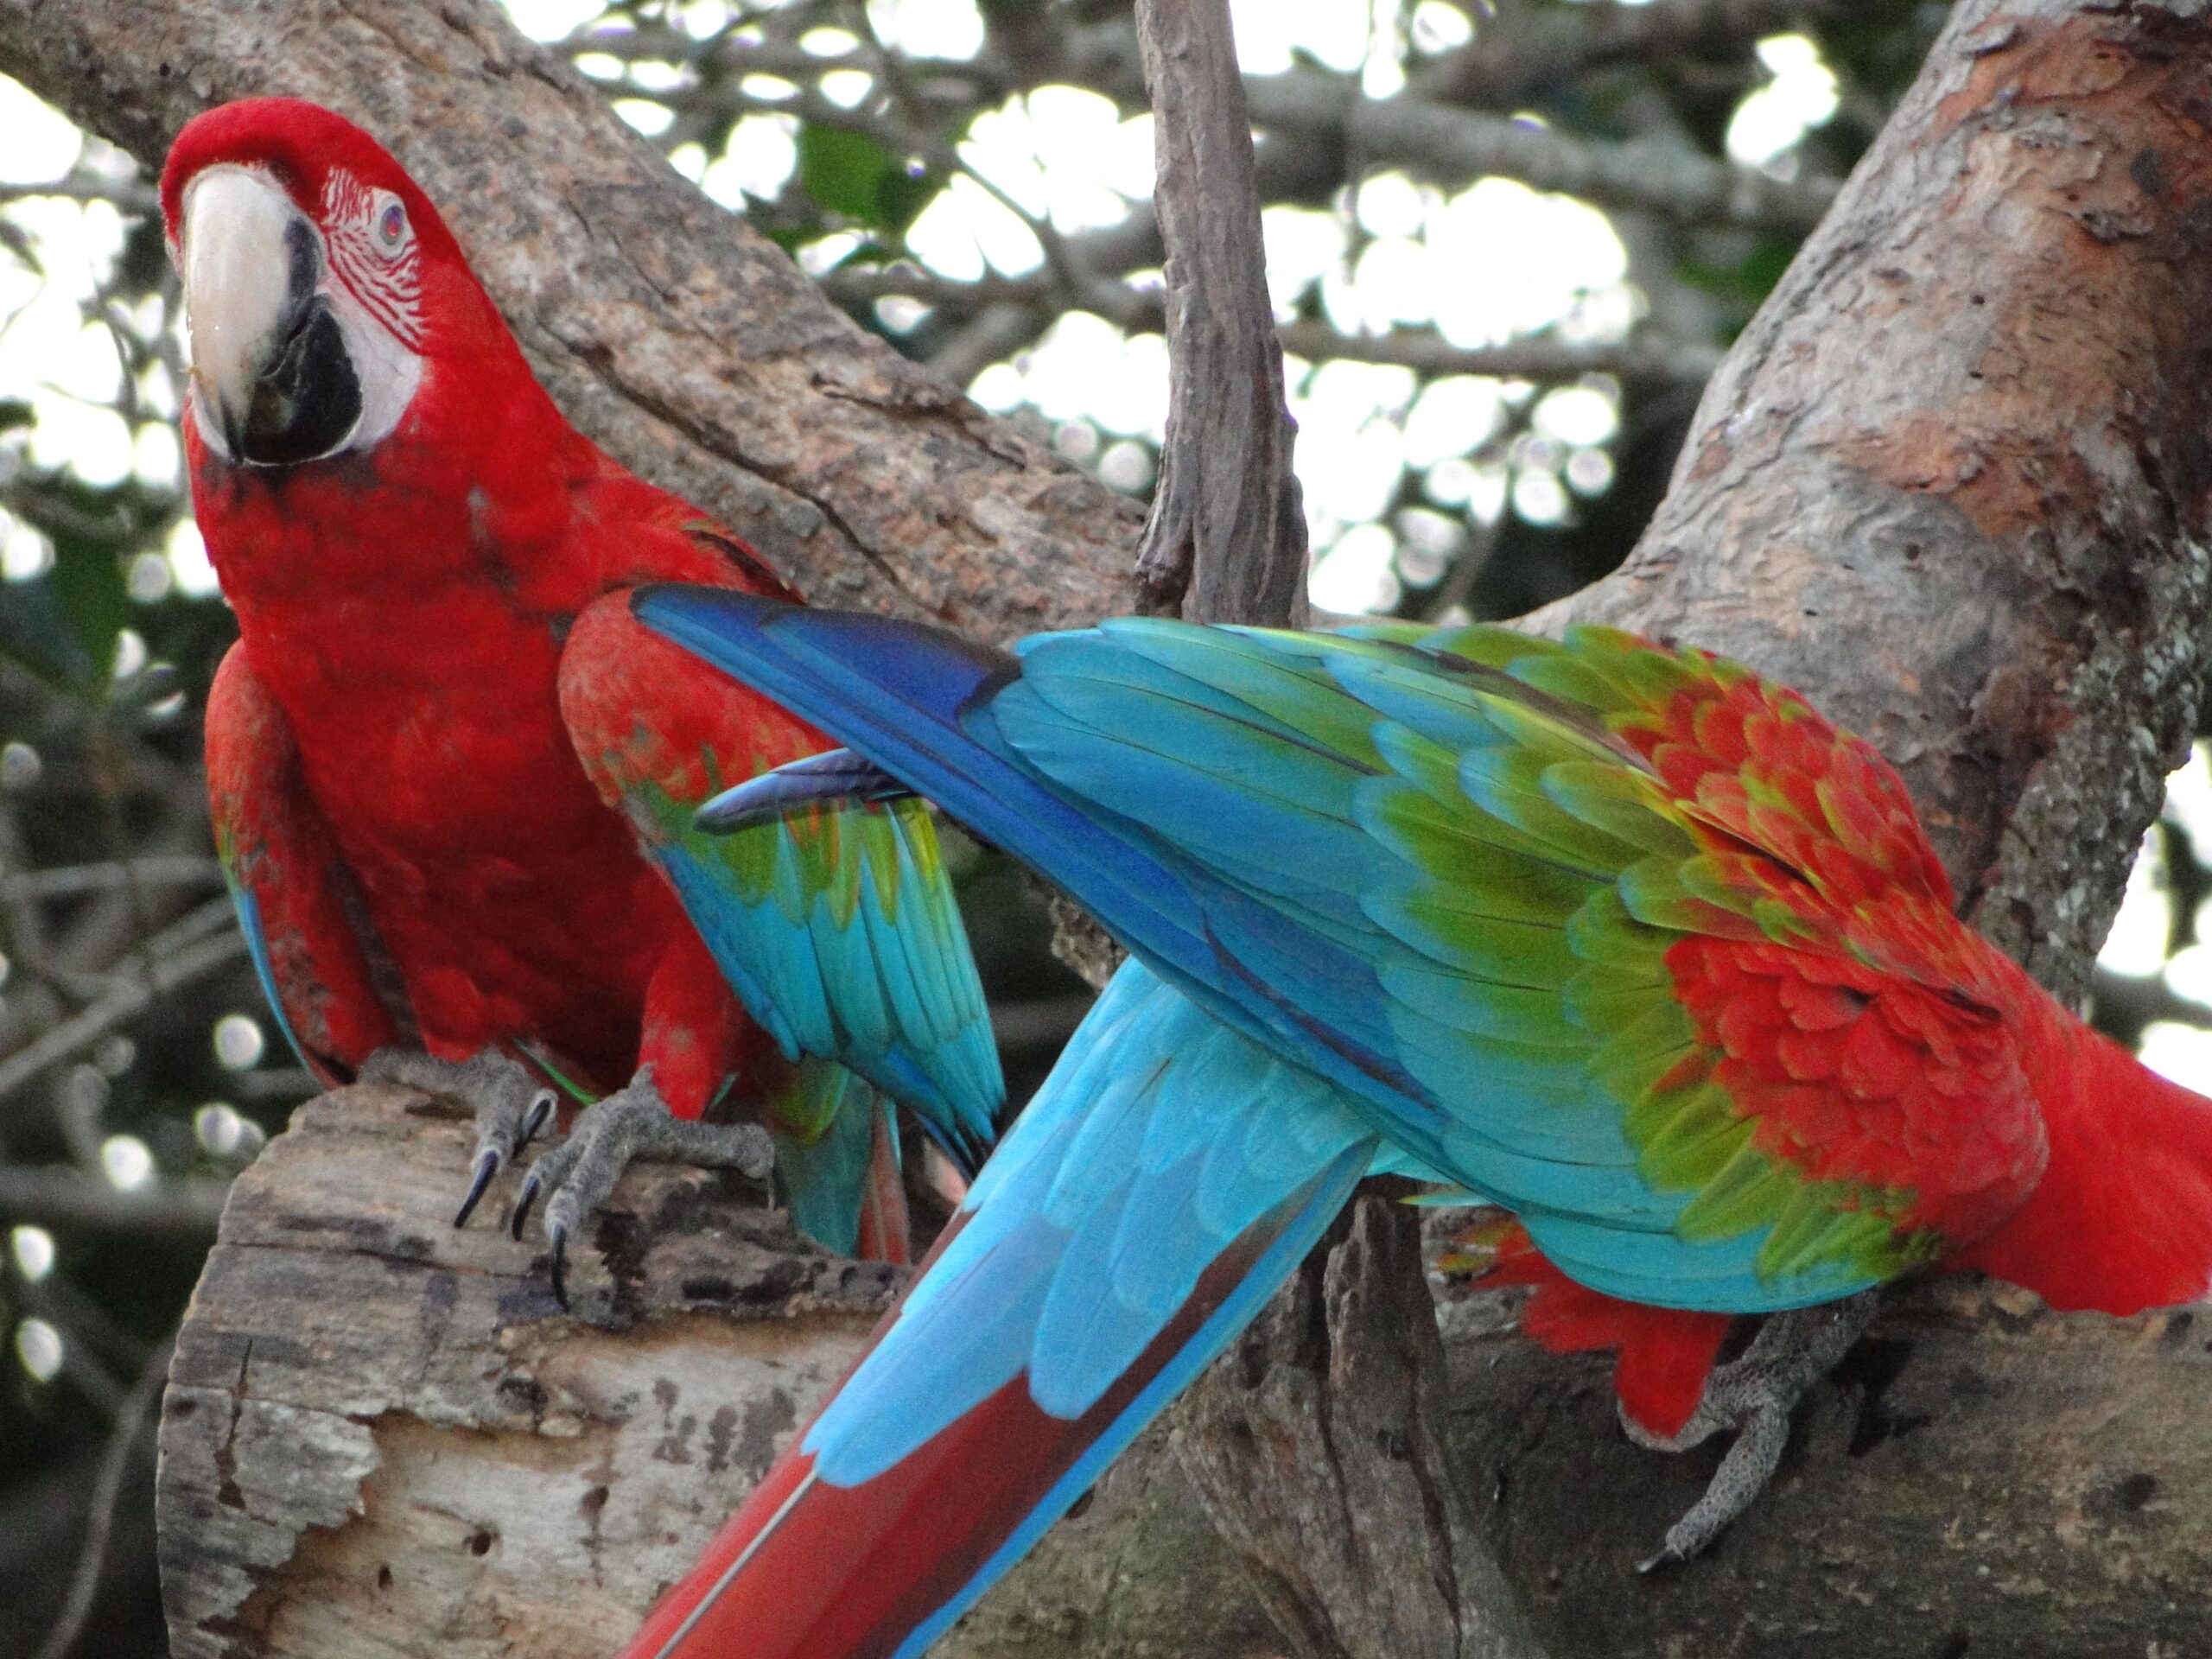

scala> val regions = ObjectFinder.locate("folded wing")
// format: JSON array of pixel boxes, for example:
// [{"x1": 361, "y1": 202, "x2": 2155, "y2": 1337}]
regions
[
  {"x1": 639, "y1": 590, "x2": 2043, "y2": 1316},
  {"x1": 561, "y1": 595, "x2": 1002, "y2": 1180}
]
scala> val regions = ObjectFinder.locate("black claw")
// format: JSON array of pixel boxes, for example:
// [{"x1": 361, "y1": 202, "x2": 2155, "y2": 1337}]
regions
[
  {"x1": 519, "y1": 1090, "x2": 556, "y2": 1150},
  {"x1": 1637, "y1": 1546, "x2": 1684, "y2": 1576},
  {"x1": 511, "y1": 1171, "x2": 543, "y2": 1240},
  {"x1": 454, "y1": 1147, "x2": 500, "y2": 1229},
  {"x1": 547, "y1": 1220, "x2": 569, "y2": 1309}
]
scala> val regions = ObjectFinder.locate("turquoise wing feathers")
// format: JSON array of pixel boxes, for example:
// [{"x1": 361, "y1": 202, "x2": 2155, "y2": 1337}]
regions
[
  {"x1": 652, "y1": 794, "x2": 1001, "y2": 1168},
  {"x1": 639, "y1": 590, "x2": 2022, "y2": 1314}
]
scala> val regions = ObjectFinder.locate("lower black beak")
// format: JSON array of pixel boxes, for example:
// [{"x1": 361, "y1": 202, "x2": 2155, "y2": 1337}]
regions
[{"x1": 232, "y1": 296, "x2": 362, "y2": 467}]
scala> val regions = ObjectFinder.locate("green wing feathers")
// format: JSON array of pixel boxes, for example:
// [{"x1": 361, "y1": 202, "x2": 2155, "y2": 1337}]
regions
[{"x1": 998, "y1": 617, "x2": 2039, "y2": 1310}]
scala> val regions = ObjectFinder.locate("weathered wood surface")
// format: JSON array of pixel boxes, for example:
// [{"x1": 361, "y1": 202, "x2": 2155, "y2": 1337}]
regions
[
  {"x1": 156, "y1": 1084, "x2": 899, "y2": 1659},
  {"x1": 154, "y1": 1083, "x2": 1279, "y2": 1659},
  {"x1": 157, "y1": 1083, "x2": 2212, "y2": 1659}
]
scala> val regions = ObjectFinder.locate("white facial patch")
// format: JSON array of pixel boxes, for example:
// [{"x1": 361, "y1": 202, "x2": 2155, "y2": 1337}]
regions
[{"x1": 175, "y1": 162, "x2": 426, "y2": 466}]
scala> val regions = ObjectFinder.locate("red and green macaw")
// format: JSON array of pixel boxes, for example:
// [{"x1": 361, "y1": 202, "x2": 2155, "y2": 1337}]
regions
[
  {"x1": 619, "y1": 588, "x2": 2212, "y2": 1657},
  {"x1": 165, "y1": 99, "x2": 1001, "y2": 1281}
]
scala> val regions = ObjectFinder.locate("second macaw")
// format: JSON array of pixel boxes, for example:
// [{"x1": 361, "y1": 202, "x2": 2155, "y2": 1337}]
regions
[
  {"x1": 165, "y1": 99, "x2": 1002, "y2": 1279},
  {"x1": 613, "y1": 588, "x2": 2212, "y2": 1657}
]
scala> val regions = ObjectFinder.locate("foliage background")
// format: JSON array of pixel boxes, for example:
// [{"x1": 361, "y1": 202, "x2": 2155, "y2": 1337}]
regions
[{"x1": 3, "y1": 2, "x2": 2200, "y2": 1653}]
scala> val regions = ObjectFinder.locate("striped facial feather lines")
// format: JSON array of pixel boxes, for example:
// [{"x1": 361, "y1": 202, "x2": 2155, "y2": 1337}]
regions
[{"x1": 320, "y1": 167, "x2": 423, "y2": 350}]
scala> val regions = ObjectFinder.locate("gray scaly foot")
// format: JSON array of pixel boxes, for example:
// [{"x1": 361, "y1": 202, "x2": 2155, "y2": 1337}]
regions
[
  {"x1": 1629, "y1": 1288, "x2": 1879, "y2": 1570},
  {"x1": 510, "y1": 1065, "x2": 773, "y2": 1307},
  {"x1": 360, "y1": 1047, "x2": 557, "y2": 1228}
]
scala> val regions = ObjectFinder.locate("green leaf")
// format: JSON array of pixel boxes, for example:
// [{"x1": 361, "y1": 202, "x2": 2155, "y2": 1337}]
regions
[
  {"x1": 0, "y1": 573, "x2": 101, "y2": 689},
  {"x1": 48, "y1": 534, "x2": 130, "y2": 694},
  {"x1": 796, "y1": 122, "x2": 933, "y2": 235}
]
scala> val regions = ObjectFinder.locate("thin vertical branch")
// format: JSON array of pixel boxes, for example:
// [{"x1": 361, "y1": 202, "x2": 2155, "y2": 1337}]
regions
[
  {"x1": 1129, "y1": 4, "x2": 1546, "y2": 1656},
  {"x1": 31, "y1": 1333, "x2": 171, "y2": 1659},
  {"x1": 1131, "y1": 0, "x2": 1308, "y2": 626}
]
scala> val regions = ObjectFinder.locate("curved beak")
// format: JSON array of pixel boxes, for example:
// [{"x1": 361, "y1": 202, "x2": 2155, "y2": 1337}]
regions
[{"x1": 178, "y1": 166, "x2": 361, "y2": 467}]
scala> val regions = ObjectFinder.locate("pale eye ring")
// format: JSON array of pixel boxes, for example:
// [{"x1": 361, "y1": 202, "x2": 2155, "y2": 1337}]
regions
[{"x1": 372, "y1": 194, "x2": 408, "y2": 256}]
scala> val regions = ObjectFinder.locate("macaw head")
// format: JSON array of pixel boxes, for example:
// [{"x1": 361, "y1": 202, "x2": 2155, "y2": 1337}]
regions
[{"x1": 161, "y1": 99, "x2": 497, "y2": 469}]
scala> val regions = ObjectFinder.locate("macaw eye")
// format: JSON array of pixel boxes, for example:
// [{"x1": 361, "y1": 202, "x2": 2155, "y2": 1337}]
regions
[{"x1": 373, "y1": 195, "x2": 408, "y2": 256}]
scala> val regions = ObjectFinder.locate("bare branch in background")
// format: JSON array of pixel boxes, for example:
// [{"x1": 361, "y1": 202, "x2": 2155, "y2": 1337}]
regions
[
  {"x1": 30, "y1": 1335, "x2": 171, "y2": 1659},
  {"x1": 818, "y1": 265, "x2": 1721, "y2": 391},
  {"x1": 0, "y1": 1166, "x2": 229, "y2": 1236},
  {"x1": 0, "y1": 919, "x2": 245, "y2": 1105}
]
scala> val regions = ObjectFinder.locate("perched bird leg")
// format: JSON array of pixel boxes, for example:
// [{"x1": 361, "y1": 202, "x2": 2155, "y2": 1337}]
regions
[
  {"x1": 360, "y1": 1047, "x2": 557, "y2": 1228},
  {"x1": 511, "y1": 1065, "x2": 774, "y2": 1307},
  {"x1": 1629, "y1": 1289, "x2": 1880, "y2": 1571}
]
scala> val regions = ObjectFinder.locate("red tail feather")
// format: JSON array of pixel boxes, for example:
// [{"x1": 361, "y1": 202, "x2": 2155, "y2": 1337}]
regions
[
  {"x1": 1477, "y1": 1221, "x2": 1732, "y2": 1439},
  {"x1": 620, "y1": 1200, "x2": 1301, "y2": 1658},
  {"x1": 854, "y1": 1108, "x2": 912, "y2": 1267}
]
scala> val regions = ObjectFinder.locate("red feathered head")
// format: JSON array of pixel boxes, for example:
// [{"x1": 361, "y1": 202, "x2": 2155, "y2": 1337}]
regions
[{"x1": 161, "y1": 99, "x2": 511, "y2": 469}]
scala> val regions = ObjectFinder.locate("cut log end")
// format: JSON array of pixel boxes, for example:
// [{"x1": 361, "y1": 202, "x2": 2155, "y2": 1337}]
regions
[{"x1": 155, "y1": 1082, "x2": 903, "y2": 1659}]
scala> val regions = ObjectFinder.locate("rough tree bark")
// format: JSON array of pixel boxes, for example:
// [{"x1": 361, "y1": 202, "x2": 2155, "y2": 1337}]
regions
[
  {"x1": 8, "y1": 0, "x2": 2212, "y2": 1654},
  {"x1": 1542, "y1": 0, "x2": 2212, "y2": 1001},
  {"x1": 1128, "y1": 0, "x2": 1307, "y2": 626}
]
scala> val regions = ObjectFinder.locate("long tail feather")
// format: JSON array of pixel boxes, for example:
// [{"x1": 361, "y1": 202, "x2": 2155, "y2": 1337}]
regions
[{"x1": 617, "y1": 963, "x2": 1376, "y2": 1659}]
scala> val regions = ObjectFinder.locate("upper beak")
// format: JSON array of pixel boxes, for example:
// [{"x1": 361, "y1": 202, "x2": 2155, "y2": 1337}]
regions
[{"x1": 177, "y1": 167, "x2": 359, "y2": 467}]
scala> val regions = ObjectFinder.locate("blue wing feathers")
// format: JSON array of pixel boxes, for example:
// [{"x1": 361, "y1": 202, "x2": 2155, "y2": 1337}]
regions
[{"x1": 637, "y1": 589, "x2": 1872, "y2": 1318}]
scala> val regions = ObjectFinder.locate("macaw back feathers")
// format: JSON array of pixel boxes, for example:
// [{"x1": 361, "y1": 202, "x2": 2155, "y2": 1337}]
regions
[{"x1": 642, "y1": 589, "x2": 2059, "y2": 1313}]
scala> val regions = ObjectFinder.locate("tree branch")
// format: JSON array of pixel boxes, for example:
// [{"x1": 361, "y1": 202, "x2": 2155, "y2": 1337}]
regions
[
  {"x1": 0, "y1": 1166, "x2": 229, "y2": 1236},
  {"x1": 1131, "y1": 0, "x2": 1307, "y2": 624},
  {"x1": 820, "y1": 266, "x2": 1720, "y2": 391},
  {"x1": 0, "y1": 925, "x2": 246, "y2": 1106},
  {"x1": 1540, "y1": 0, "x2": 2212, "y2": 1001},
  {"x1": 1243, "y1": 72, "x2": 1839, "y2": 234},
  {"x1": 30, "y1": 1333, "x2": 170, "y2": 1659}
]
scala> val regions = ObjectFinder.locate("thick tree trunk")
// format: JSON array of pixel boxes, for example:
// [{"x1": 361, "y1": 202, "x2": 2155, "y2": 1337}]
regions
[
  {"x1": 8, "y1": 0, "x2": 2209, "y2": 1654},
  {"x1": 1543, "y1": 0, "x2": 2212, "y2": 996}
]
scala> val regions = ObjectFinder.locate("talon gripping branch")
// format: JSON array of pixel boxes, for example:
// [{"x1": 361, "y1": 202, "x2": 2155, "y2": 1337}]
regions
[{"x1": 166, "y1": 100, "x2": 1001, "y2": 1285}]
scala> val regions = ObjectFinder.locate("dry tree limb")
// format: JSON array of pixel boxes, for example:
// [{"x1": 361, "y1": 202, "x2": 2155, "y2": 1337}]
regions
[
  {"x1": 32, "y1": 1334, "x2": 172, "y2": 1659},
  {"x1": 1130, "y1": 0, "x2": 1308, "y2": 625}
]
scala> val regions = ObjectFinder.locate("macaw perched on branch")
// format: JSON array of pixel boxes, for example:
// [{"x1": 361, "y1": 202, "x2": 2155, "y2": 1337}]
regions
[
  {"x1": 617, "y1": 587, "x2": 2212, "y2": 1657},
  {"x1": 165, "y1": 100, "x2": 1001, "y2": 1285}
]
